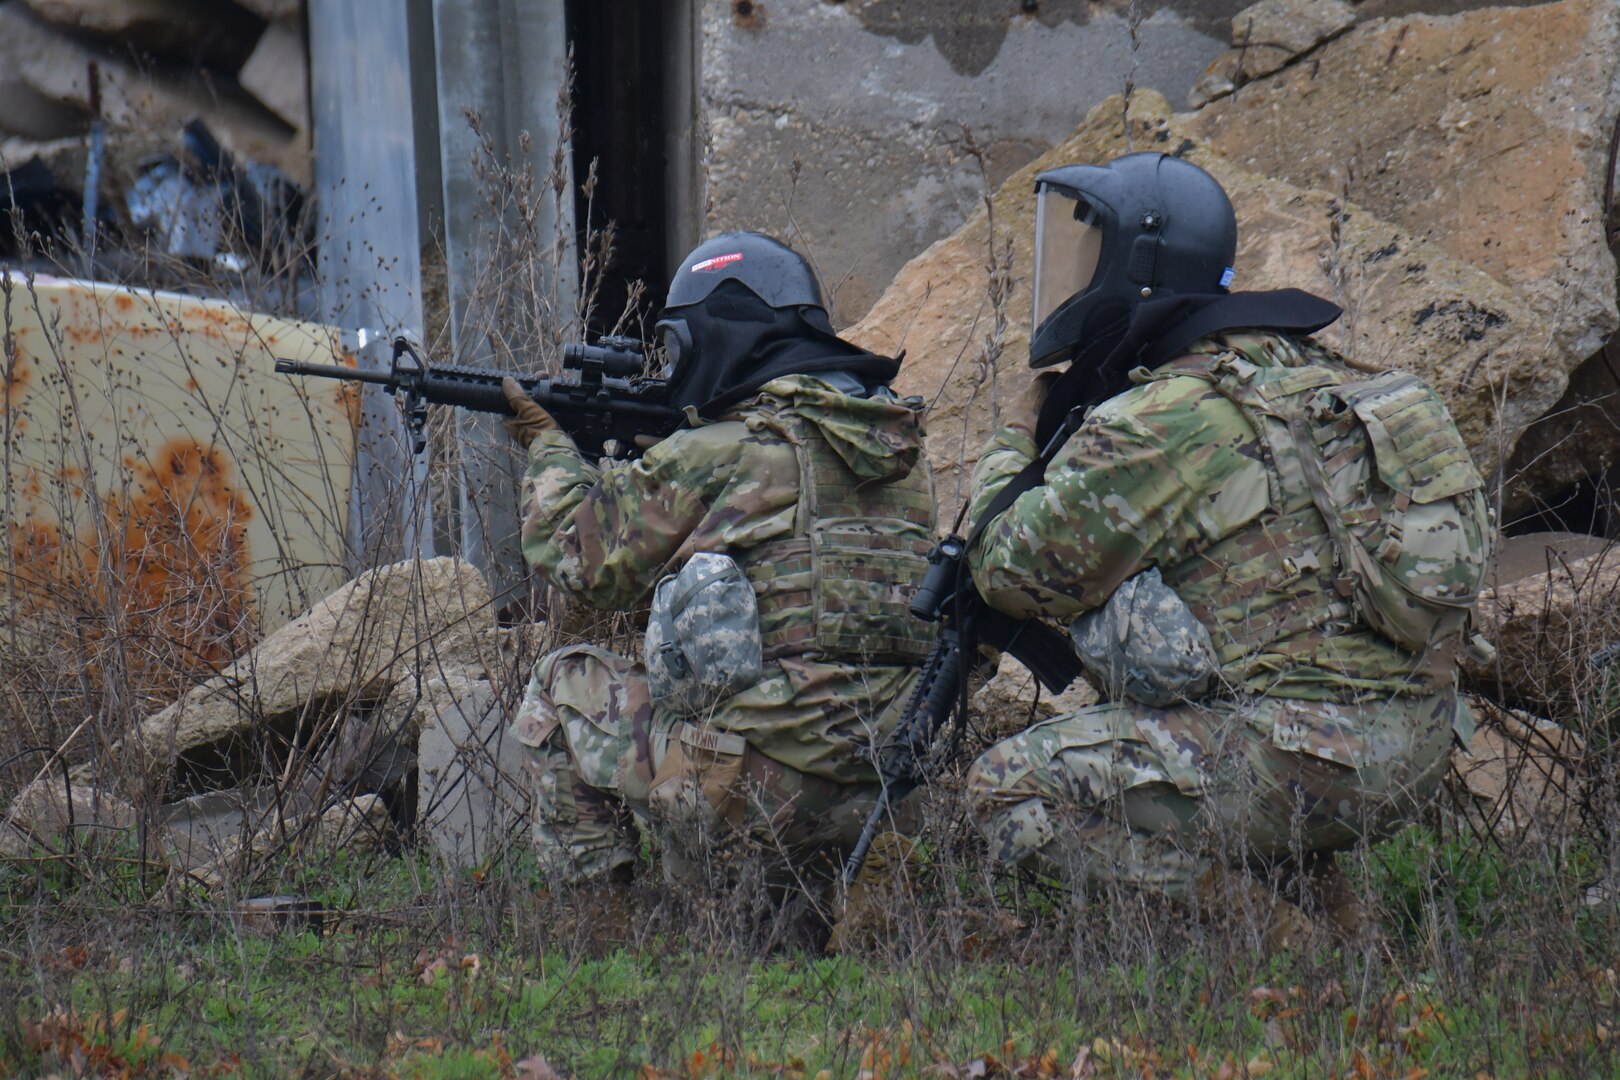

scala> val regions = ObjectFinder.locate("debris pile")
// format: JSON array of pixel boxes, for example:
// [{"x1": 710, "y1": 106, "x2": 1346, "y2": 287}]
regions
[
  {"x1": 0, "y1": 0, "x2": 309, "y2": 261},
  {"x1": 2, "y1": 559, "x2": 536, "y2": 883}
]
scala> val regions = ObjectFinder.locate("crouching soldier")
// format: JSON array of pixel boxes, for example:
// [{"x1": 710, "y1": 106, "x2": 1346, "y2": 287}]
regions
[
  {"x1": 502, "y1": 233, "x2": 936, "y2": 899},
  {"x1": 963, "y1": 153, "x2": 1491, "y2": 947}
]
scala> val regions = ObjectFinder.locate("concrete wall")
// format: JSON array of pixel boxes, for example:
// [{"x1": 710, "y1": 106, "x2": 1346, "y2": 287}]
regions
[{"x1": 697, "y1": 0, "x2": 1251, "y2": 325}]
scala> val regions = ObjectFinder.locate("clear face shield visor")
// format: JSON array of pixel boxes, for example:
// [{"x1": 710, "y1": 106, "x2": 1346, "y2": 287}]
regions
[{"x1": 1031, "y1": 184, "x2": 1104, "y2": 335}]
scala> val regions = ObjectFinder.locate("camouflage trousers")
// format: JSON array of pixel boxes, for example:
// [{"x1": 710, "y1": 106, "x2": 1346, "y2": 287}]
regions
[
  {"x1": 512, "y1": 644, "x2": 887, "y2": 885},
  {"x1": 965, "y1": 692, "x2": 1460, "y2": 898}
]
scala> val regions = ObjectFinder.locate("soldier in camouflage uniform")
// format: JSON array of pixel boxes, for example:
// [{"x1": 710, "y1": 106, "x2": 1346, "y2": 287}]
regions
[
  {"x1": 503, "y1": 232, "x2": 935, "y2": 887},
  {"x1": 963, "y1": 154, "x2": 1490, "y2": 927}
]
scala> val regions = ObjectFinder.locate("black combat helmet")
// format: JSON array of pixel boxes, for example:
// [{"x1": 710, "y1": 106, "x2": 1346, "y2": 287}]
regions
[
  {"x1": 1029, "y1": 152, "x2": 1237, "y2": 367},
  {"x1": 655, "y1": 231, "x2": 897, "y2": 416}
]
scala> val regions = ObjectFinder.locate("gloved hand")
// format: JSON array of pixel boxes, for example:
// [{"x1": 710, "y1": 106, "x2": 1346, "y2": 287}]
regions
[
  {"x1": 502, "y1": 376, "x2": 560, "y2": 448},
  {"x1": 1004, "y1": 370, "x2": 1063, "y2": 442}
]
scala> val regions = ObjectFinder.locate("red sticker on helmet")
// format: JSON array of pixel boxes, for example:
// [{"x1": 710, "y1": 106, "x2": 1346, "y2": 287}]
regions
[{"x1": 691, "y1": 252, "x2": 743, "y2": 272}]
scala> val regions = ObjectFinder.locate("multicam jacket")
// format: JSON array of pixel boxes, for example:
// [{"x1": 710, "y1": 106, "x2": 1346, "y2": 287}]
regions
[
  {"x1": 969, "y1": 330, "x2": 1486, "y2": 702},
  {"x1": 520, "y1": 374, "x2": 935, "y2": 781}
]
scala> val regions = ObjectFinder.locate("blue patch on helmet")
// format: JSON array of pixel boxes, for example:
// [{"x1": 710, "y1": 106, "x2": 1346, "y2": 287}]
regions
[{"x1": 1219, "y1": 267, "x2": 1235, "y2": 288}]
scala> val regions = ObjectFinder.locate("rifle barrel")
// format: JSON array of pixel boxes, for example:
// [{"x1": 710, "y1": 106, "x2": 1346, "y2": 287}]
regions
[{"x1": 275, "y1": 358, "x2": 398, "y2": 387}]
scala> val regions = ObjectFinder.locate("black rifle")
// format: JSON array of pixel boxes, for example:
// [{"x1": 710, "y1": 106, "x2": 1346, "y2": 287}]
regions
[
  {"x1": 842, "y1": 534, "x2": 1082, "y2": 885},
  {"x1": 275, "y1": 334, "x2": 682, "y2": 458}
]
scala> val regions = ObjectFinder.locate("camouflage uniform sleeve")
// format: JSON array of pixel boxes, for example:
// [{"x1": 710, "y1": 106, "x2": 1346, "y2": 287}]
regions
[
  {"x1": 967, "y1": 375, "x2": 1268, "y2": 621},
  {"x1": 967, "y1": 425, "x2": 1040, "y2": 528},
  {"x1": 519, "y1": 421, "x2": 800, "y2": 610}
]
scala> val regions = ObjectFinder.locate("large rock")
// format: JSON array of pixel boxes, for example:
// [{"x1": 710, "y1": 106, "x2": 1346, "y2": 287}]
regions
[
  {"x1": 1185, "y1": 0, "x2": 1620, "y2": 372},
  {"x1": 1188, "y1": 0, "x2": 1356, "y2": 108},
  {"x1": 848, "y1": 90, "x2": 1549, "y2": 495},
  {"x1": 1467, "y1": 540, "x2": 1620, "y2": 720},
  {"x1": 130, "y1": 558, "x2": 494, "y2": 790},
  {"x1": 0, "y1": 778, "x2": 135, "y2": 856},
  {"x1": 0, "y1": 5, "x2": 305, "y2": 182}
]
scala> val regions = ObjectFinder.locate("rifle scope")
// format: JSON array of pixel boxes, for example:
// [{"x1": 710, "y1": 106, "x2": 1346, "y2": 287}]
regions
[
  {"x1": 910, "y1": 536, "x2": 966, "y2": 621},
  {"x1": 562, "y1": 335, "x2": 648, "y2": 379}
]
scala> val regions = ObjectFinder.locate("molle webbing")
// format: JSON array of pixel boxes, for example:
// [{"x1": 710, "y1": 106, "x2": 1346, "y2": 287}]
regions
[
  {"x1": 1152, "y1": 352, "x2": 1358, "y2": 665},
  {"x1": 739, "y1": 409, "x2": 935, "y2": 664},
  {"x1": 1162, "y1": 503, "x2": 1355, "y2": 665},
  {"x1": 1153, "y1": 348, "x2": 1482, "y2": 685}
]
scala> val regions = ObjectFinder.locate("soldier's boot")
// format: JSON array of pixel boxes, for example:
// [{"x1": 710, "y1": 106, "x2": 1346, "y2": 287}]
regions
[
  {"x1": 825, "y1": 832, "x2": 917, "y2": 954},
  {"x1": 1193, "y1": 864, "x2": 1317, "y2": 956},
  {"x1": 1296, "y1": 853, "x2": 1365, "y2": 943}
]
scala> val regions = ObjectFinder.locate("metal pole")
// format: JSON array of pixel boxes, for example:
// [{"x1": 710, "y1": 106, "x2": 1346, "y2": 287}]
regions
[
  {"x1": 432, "y1": 0, "x2": 576, "y2": 611},
  {"x1": 309, "y1": 0, "x2": 434, "y2": 567}
]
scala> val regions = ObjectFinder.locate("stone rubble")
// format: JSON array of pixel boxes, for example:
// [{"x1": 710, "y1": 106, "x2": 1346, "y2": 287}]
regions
[
  {"x1": 0, "y1": 558, "x2": 523, "y2": 887},
  {"x1": 1452, "y1": 697, "x2": 1581, "y2": 842},
  {"x1": 128, "y1": 557, "x2": 494, "y2": 790},
  {"x1": 0, "y1": 0, "x2": 311, "y2": 256}
]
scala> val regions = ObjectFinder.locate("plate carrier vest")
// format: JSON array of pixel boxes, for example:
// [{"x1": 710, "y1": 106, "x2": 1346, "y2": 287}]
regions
[
  {"x1": 1148, "y1": 345, "x2": 1491, "y2": 686},
  {"x1": 734, "y1": 403, "x2": 936, "y2": 666}
]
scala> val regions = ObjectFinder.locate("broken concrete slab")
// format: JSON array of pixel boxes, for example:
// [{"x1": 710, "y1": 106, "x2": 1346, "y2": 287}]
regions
[
  {"x1": 171, "y1": 792, "x2": 394, "y2": 887},
  {"x1": 1189, "y1": 0, "x2": 1356, "y2": 107},
  {"x1": 848, "y1": 90, "x2": 1552, "y2": 498},
  {"x1": 1489, "y1": 532, "x2": 1614, "y2": 592},
  {"x1": 0, "y1": 4, "x2": 307, "y2": 183},
  {"x1": 0, "y1": 71, "x2": 87, "y2": 141},
  {"x1": 238, "y1": 21, "x2": 308, "y2": 131},
  {"x1": 1185, "y1": 0, "x2": 1620, "y2": 371},
  {"x1": 391, "y1": 665, "x2": 529, "y2": 867},
  {"x1": 0, "y1": 130, "x2": 170, "y2": 189},
  {"x1": 131, "y1": 558, "x2": 494, "y2": 791}
]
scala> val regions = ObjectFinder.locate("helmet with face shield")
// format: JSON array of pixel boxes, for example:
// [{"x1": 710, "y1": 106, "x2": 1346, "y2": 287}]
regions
[{"x1": 1029, "y1": 153, "x2": 1238, "y2": 368}]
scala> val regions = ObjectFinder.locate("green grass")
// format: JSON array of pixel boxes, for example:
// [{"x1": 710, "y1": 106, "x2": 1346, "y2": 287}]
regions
[{"x1": 2, "y1": 825, "x2": 1618, "y2": 1078}]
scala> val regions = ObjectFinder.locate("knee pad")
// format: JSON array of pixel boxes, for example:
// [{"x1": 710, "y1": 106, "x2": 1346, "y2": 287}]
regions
[
  {"x1": 975, "y1": 795, "x2": 1057, "y2": 865},
  {"x1": 965, "y1": 744, "x2": 1045, "y2": 818}
]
